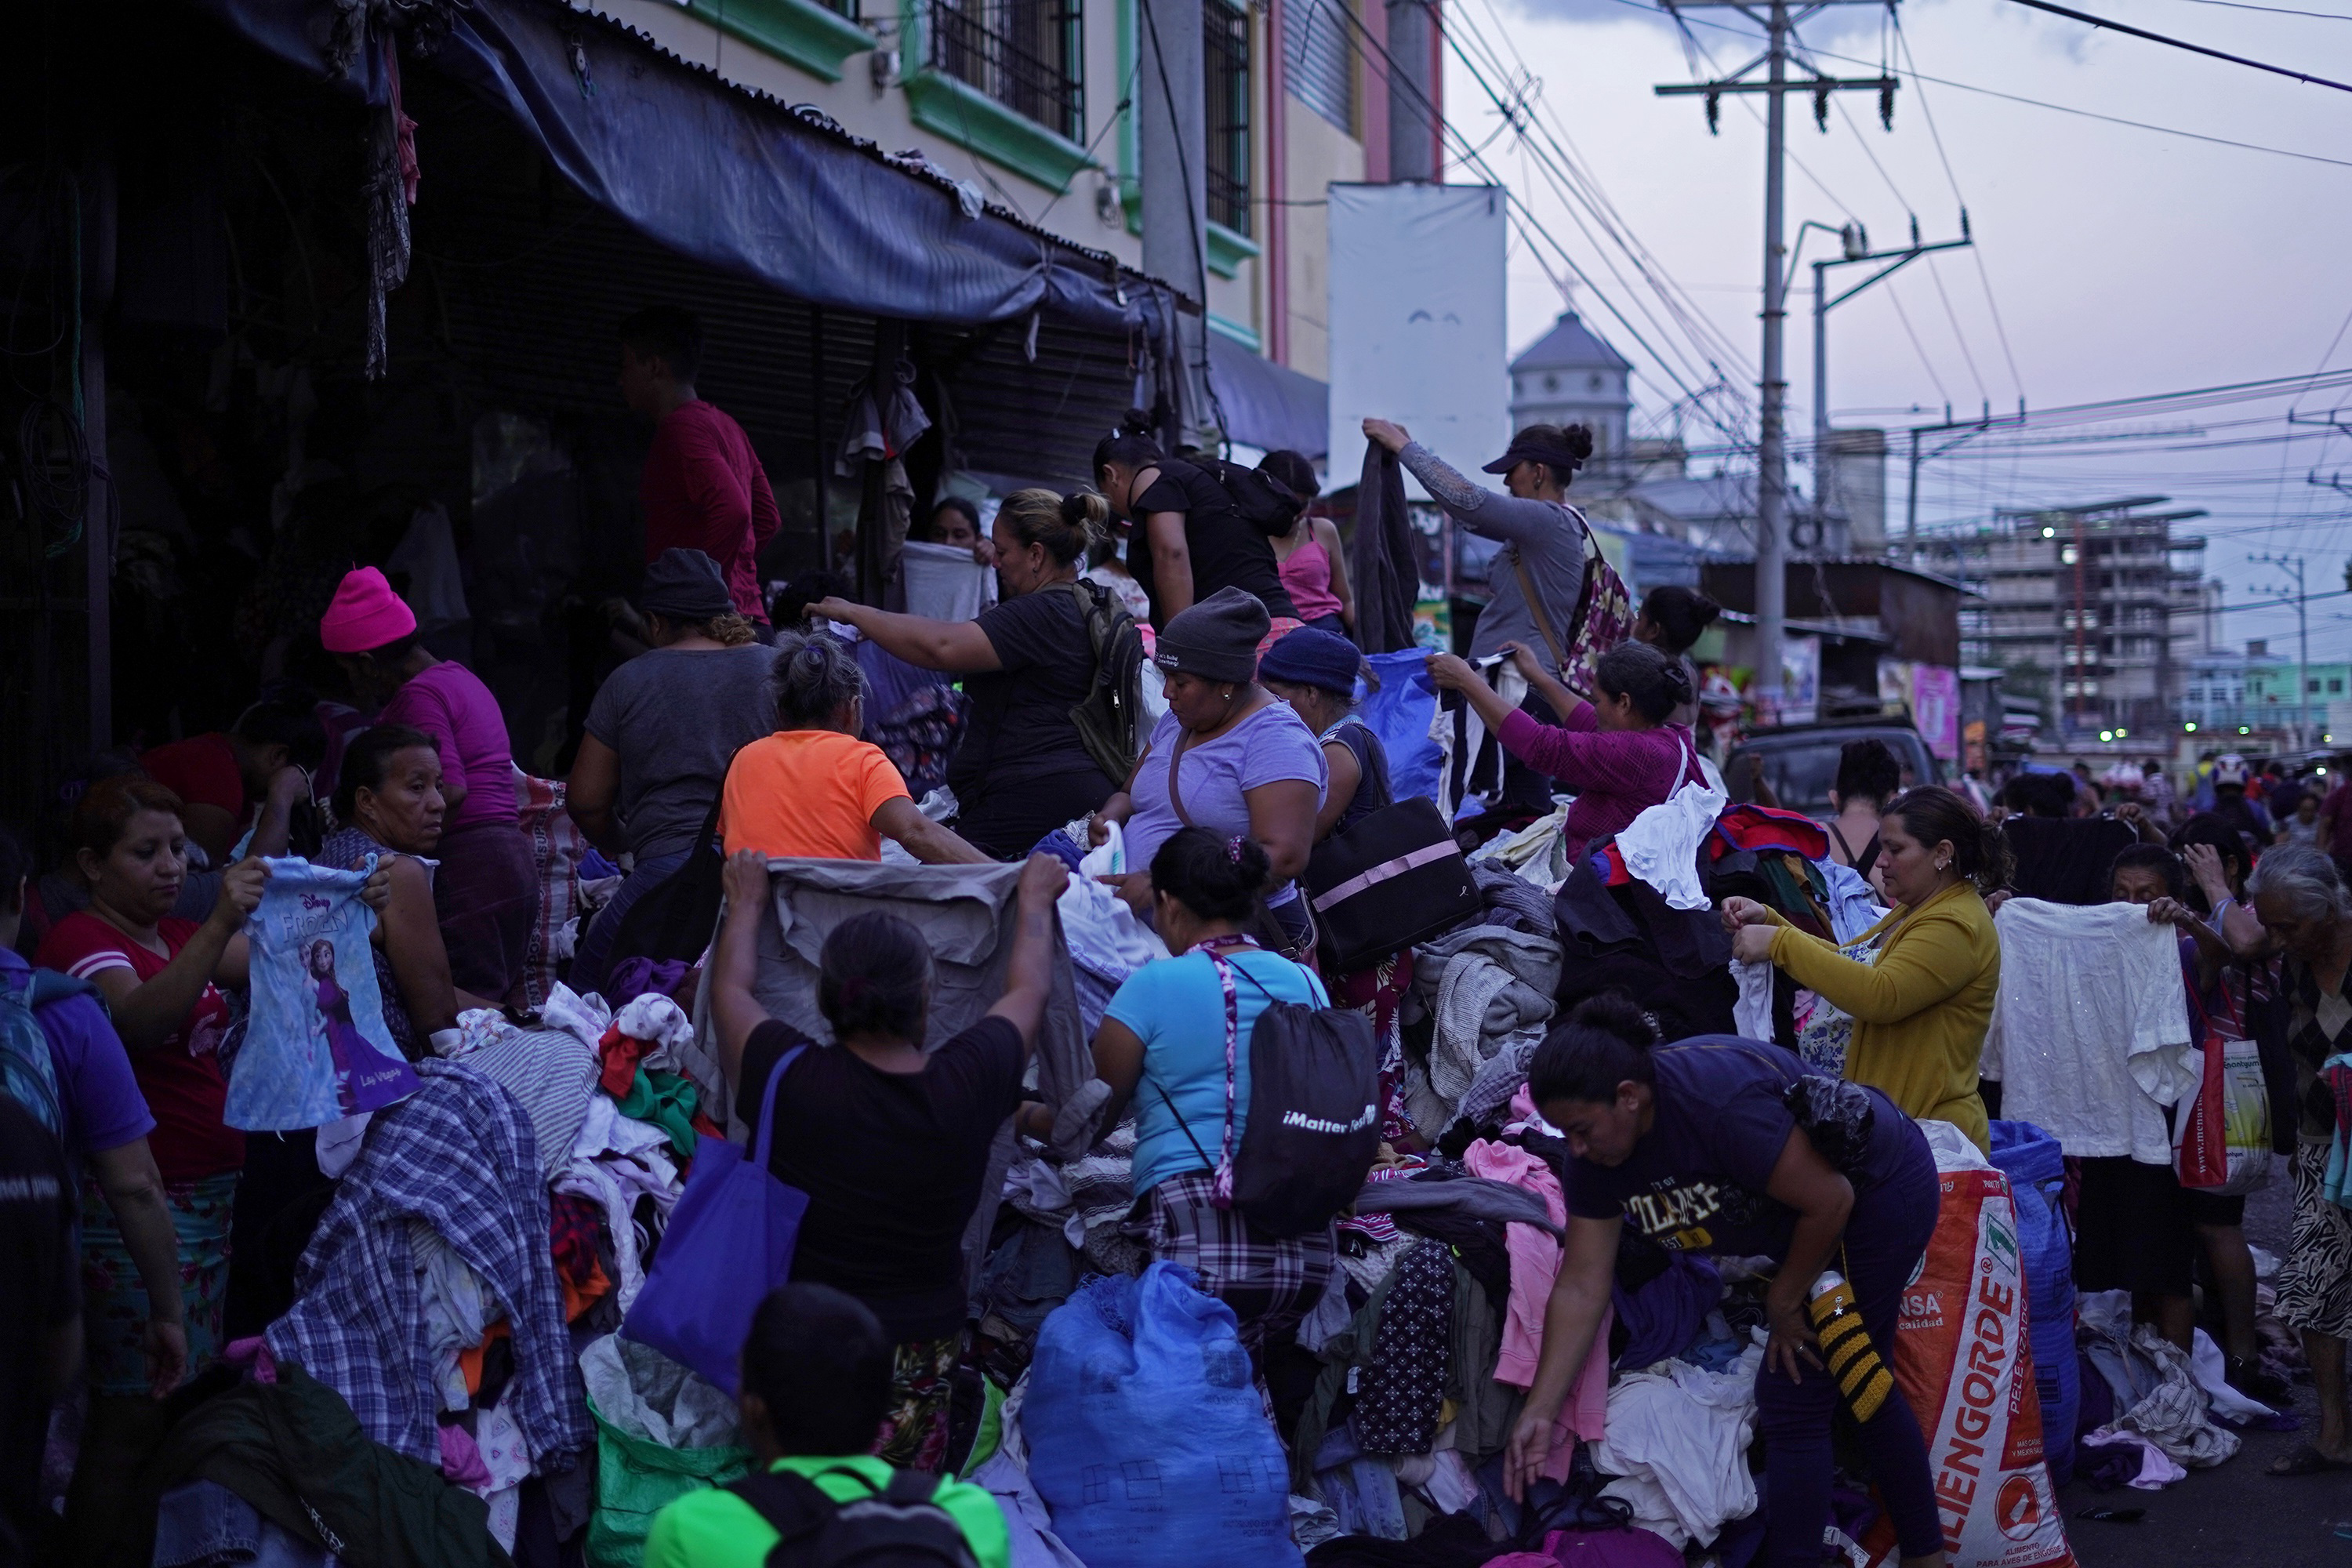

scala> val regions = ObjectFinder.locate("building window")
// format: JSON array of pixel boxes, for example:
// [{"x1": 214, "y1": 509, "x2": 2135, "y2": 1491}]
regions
[
  {"x1": 1283, "y1": 0, "x2": 1355, "y2": 135},
  {"x1": 1204, "y1": 0, "x2": 1250, "y2": 234},
  {"x1": 927, "y1": 0, "x2": 1084, "y2": 141}
]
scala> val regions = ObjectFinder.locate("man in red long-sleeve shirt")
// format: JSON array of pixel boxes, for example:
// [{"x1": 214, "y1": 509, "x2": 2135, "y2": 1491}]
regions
[{"x1": 619, "y1": 306, "x2": 780, "y2": 631}]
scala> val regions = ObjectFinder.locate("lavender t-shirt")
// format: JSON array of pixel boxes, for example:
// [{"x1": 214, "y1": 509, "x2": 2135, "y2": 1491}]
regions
[
  {"x1": 2, "y1": 949, "x2": 154, "y2": 1159},
  {"x1": 378, "y1": 659, "x2": 517, "y2": 831},
  {"x1": 1125, "y1": 702, "x2": 1327, "y2": 905}
]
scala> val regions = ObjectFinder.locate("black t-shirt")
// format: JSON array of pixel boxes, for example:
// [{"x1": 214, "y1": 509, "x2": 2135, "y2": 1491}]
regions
[
  {"x1": 1563, "y1": 1037, "x2": 1915, "y2": 1260},
  {"x1": 1325, "y1": 720, "x2": 1393, "y2": 837},
  {"x1": 739, "y1": 1016, "x2": 1025, "y2": 1342},
  {"x1": 1127, "y1": 459, "x2": 1298, "y2": 623},
  {"x1": 0, "y1": 1099, "x2": 78, "y2": 1552},
  {"x1": 949, "y1": 587, "x2": 1120, "y2": 851}
]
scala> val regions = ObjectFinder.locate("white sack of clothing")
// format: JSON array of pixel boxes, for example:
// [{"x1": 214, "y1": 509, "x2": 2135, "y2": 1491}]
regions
[
  {"x1": 899, "y1": 539, "x2": 999, "y2": 622},
  {"x1": 579, "y1": 1332, "x2": 742, "y2": 1450},
  {"x1": 1589, "y1": 1338, "x2": 1765, "y2": 1549},
  {"x1": 1984, "y1": 898, "x2": 2197, "y2": 1162}
]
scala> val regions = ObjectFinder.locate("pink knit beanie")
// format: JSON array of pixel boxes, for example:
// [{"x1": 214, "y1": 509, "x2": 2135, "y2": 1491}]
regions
[{"x1": 319, "y1": 567, "x2": 419, "y2": 654}]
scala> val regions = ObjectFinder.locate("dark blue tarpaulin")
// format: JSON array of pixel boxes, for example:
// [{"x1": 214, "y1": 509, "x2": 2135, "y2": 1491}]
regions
[
  {"x1": 182, "y1": 0, "x2": 1179, "y2": 342},
  {"x1": 1208, "y1": 331, "x2": 1330, "y2": 460}
]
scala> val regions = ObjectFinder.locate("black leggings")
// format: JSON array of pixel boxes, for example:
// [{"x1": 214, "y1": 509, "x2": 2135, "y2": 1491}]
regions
[{"x1": 1755, "y1": 1142, "x2": 1944, "y2": 1566}]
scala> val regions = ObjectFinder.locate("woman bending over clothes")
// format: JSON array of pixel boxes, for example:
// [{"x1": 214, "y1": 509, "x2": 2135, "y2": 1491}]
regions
[
  {"x1": 1082, "y1": 829, "x2": 1334, "y2": 1350},
  {"x1": 1427, "y1": 640, "x2": 1706, "y2": 862},
  {"x1": 709, "y1": 847, "x2": 1069, "y2": 1468},
  {"x1": 1726, "y1": 784, "x2": 2002, "y2": 1152},
  {"x1": 1507, "y1": 997, "x2": 1948, "y2": 1568}
]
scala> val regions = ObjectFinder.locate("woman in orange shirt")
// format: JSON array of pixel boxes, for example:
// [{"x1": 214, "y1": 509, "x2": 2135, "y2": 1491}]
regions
[{"x1": 720, "y1": 631, "x2": 990, "y2": 866}]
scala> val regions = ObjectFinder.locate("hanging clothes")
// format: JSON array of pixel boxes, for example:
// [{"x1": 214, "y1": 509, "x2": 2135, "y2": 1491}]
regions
[{"x1": 1349, "y1": 439, "x2": 1418, "y2": 655}]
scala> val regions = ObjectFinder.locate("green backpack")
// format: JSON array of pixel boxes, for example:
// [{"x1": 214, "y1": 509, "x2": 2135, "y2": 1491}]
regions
[{"x1": 1061, "y1": 579, "x2": 1147, "y2": 788}]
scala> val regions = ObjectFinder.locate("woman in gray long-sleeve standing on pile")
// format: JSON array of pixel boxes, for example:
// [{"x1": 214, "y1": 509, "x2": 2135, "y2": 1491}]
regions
[{"x1": 1362, "y1": 416, "x2": 1597, "y2": 812}]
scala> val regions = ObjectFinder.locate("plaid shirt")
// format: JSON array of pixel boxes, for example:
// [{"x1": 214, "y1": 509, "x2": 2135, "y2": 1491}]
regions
[{"x1": 267, "y1": 1060, "x2": 591, "y2": 1468}]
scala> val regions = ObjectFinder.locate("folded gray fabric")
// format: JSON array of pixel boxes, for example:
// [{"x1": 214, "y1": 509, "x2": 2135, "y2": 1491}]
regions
[
  {"x1": 1351, "y1": 1174, "x2": 1563, "y2": 1238},
  {"x1": 1474, "y1": 864, "x2": 1555, "y2": 936}
]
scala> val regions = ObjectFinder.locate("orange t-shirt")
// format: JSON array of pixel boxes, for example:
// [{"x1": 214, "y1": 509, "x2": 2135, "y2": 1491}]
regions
[{"x1": 720, "y1": 730, "x2": 910, "y2": 861}]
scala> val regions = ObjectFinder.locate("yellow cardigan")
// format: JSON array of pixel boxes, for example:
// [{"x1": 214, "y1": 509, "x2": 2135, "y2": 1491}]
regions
[{"x1": 1765, "y1": 879, "x2": 1999, "y2": 1152}]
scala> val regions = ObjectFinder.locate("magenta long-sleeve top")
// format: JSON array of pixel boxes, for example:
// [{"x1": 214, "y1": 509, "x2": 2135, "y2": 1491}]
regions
[{"x1": 1497, "y1": 706, "x2": 1706, "y2": 860}]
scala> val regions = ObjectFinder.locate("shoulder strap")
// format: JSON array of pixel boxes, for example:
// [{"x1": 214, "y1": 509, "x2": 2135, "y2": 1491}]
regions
[
  {"x1": 726, "y1": 1468, "x2": 833, "y2": 1550},
  {"x1": 750, "y1": 1043, "x2": 808, "y2": 1168},
  {"x1": 1151, "y1": 1077, "x2": 1218, "y2": 1174},
  {"x1": 22, "y1": 970, "x2": 96, "y2": 1011},
  {"x1": 1826, "y1": 822, "x2": 1856, "y2": 862},
  {"x1": 1511, "y1": 554, "x2": 1568, "y2": 673}
]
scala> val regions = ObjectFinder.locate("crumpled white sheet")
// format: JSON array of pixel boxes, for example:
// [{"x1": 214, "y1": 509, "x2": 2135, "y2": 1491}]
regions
[
  {"x1": 1589, "y1": 1338, "x2": 1766, "y2": 1549},
  {"x1": 1616, "y1": 779, "x2": 1727, "y2": 911},
  {"x1": 2078, "y1": 1427, "x2": 2187, "y2": 1490},
  {"x1": 1732, "y1": 959, "x2": 1774, "y2": 1040},
  {"x1": 2115, "y1": 1327, "x2": 2241, "y2": 1468},
  {"x1": 614, "y1": 993, "x2": 692, "y2": 1071},
  {"x1": 539, "y1": 984, "x2": 613, "y2": 1054},
  {"x1": 579, "y1": 1332, "x2": 741, "y2": 1450},
  {"x1": 2190, "y1": 1328, "x2": 2278, "y2": 1421},
  {"x1": 1058, "y1": 821, "x2": 1166, "y2": 986}
]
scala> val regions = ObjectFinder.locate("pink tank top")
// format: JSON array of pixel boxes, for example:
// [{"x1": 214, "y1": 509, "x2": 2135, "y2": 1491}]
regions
[{"x1": 1278, "y1": 536, "x2": 1344, "y2": 622}]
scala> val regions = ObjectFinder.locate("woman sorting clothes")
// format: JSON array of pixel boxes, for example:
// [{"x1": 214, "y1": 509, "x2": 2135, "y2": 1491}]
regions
[
  {"x1": 813, "y1": 491, "x2": 1137, "y2": 859},
  {"x1": 718, "y1": 631, "x2": 990, "y2": 866},
  {"x1": 34, "y1": 777, "x2": 267, "y2": 1547},
  {"x1": 708, "y1": 848, "x2": 1068, "y2": 1469},
  {"x1": 568, "y1": 550, "x2": 775, "y2": 994},
  {"x1": 1725, "y1": 785, "x2": 2002, "y2": 1152},
  {"x1": 1427, "y1": 641, "x2": 1705, "y2": 861},
  {"x1": 1094, "y1": 419, "x2": 1297, "y2": 624},
  {"x1": 1079, "y1": 829, "x2": 1334, "y2": 1349},
  {"x1": 1504, "y1": 998, "x2": 1947, "y2": 1568},
  {"x1": 1363, "y1": 417, "x2": 1596, "y2": 814},
  {"x1": 1090, "y1": 588, "x2": 1326, "y2": 956},
  {"x1": 2241, "y1": 844, "x2": 2352, "y2": 1476},
  {"x1": 320, "y1": 566, "x2": 536, "y2": 1004}
]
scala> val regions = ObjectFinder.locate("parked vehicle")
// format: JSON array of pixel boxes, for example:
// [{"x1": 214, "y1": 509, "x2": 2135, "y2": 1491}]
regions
[{"x1": 1725, "y1": 720, "x2": 1942, "y2": 817}]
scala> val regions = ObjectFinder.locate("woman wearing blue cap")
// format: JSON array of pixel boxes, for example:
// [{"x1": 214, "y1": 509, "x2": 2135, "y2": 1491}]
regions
[{"x1": 1258, "y1": 627, "x2": 1391, "y2": 843}]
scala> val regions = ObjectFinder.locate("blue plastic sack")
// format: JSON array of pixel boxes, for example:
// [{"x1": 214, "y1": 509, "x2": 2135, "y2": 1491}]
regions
[
  {"x1": 228, "y1": 855, "x2": 419, "y2": 1131},
  {"x1": 1027, "y1": 1264, "x2": 1301, "y2": 1568},
  {"x1": 1357, "y1": 650, "x2": 1442, "y2": 807},
  {"x1": 622, "y1": 1046, "x2": 809, "y2": 1395},
  {"x1": 1989, "y1": 1119, "x2": 2078, "y2": 1483}
]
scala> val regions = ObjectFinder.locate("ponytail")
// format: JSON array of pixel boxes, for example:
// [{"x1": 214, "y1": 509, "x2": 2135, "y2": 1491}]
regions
[
  {"x1": 1093, "y1": 408, "x2": 1165, "y2": 476},
  {"x1": 1527, "y1": 993, "x2": 1657, "y2": 1105},
  {"x1": 1884, "y1": 784, "x2": 2012, "y2": 895}
]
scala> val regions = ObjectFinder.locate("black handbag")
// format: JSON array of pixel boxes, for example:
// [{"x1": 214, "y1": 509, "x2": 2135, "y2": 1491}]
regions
[
  {"x1": 1302, "y1": 797, "x2": 1482, "y2": 973},
  {"x1": 604, "y1": 745, "x2": 747, "y2": 968}
]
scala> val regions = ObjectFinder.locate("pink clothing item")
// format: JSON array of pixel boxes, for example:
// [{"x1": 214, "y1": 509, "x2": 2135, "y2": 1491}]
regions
[
  {"x1": 1278, "y1": 537, "x2": 1345, "y2": 622},
  {"x1": 1463, "y1": 1137, "x2": 1567, "y2": 1388},
  {"x1": 439, "y1": 1424, "x2": 493, "y2": 1487},
  {"x1": 378, "y1": 660, "x2": 518, "y2": 830},
  {"x1": 1544, "y1": 1301, "x2": 1612, "y2": 1483},
  {"x1": 223, "y1": 1337, "x2": 278, "y2": 1384},
  {"x1": 320, "y1": 566, "x2": 419, "y2": 653},
  {"x1": 1497, "y1": 707, "x2": 1704, "y2": 861}
]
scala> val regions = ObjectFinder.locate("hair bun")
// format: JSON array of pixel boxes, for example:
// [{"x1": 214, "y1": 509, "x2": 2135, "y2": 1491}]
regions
[
  {"x1": 1567, "y1": 991, "x2": 1655, "y2": 1049},
  {"x1": 1117, "y1": 408, "x2": 1157, "y2": 439},
  {"x1": 1562, "y1": 424, "x2": 1596, "y2": 463}
]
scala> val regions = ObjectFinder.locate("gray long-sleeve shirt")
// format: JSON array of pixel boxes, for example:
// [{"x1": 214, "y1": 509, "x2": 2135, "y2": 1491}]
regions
[{"x1": 1399, "y1": 441, "x2": 1590, "y2": 664}]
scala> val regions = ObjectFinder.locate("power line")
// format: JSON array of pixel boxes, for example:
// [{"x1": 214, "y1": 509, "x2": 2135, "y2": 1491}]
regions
[
  {"x1": 1641, "y1": 0, "x2": 2352, "y2": 170},
  {"x1": 2001, "y1": 0, "x2": 2352, "y2": 93},
  {"x1": 2167, "y1": 0, "x2": 2352, "y2": 18}
]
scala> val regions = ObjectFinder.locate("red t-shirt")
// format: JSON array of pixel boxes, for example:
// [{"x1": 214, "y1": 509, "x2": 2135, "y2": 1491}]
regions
[
  {"x1": 34, "y1": 913, "x2": 245, "y2": 1183},
  {"x1": 141, "y1": 733, "x2": 245, "y2": 821},
  {"x1": 640, "y1": 401, "x2": 780, "y2": 622}
]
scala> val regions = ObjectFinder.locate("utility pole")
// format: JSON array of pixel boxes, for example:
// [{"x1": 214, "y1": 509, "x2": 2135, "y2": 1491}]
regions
[
  {"x1": 1657, "y1": 1, "x2": 1896, "y2": 722},
  {"x1": 2252, "y1": 551, "x2": 2310, "y2": 749},
  {"x1": 1803, "y1": 217, "x2": 1971, "y2": 548}
]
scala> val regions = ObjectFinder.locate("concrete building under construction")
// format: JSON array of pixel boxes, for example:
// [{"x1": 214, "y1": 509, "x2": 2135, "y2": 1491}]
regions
[{"x1": 1926, "y1": 497, "x2": 2218, "y2": 743}]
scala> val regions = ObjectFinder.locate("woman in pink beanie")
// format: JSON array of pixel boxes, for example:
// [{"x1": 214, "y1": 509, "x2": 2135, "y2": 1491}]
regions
[{"x1": 321, "y1": 568, "x2": 535, "y2": 1004}]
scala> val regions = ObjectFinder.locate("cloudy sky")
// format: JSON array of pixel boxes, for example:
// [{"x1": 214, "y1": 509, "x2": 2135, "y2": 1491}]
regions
[{"x1": 1441, "y1": 0, "x2": 2352, "y2": 657}]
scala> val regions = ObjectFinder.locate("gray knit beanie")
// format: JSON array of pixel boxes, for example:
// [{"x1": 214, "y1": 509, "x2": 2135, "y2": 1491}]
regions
[{"x1": 1153, "y1": 586, "x2": 1269, "y2": 684}]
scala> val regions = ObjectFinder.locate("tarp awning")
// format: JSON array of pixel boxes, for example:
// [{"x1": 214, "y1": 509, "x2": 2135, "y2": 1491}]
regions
[
  {"x1": 1208, "y1": 332, "x2": 1330, "y2": 462},
  {"x1": 182, "y1": 0, "x2": 1178, "y2": 339}
]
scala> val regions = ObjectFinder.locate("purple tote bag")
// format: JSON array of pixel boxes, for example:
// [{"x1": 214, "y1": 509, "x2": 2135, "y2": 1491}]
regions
[{"x1": 622, "y1": 1045, "x2": 809, "y2": 1393}]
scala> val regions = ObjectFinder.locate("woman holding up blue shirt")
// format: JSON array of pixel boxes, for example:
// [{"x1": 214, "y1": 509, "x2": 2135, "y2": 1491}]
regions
[{"x1": 1504, "y1": 997, "x2": 1947, "y2": 1568}]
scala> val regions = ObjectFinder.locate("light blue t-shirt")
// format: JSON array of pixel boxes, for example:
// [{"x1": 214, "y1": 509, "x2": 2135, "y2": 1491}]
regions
[
  {"x1": 1108, "y1": 946, "x2": 1330, "y2": 1196},
  {"x1": 1123, "y1": 702, "x2": 1328, "y2": 906}
]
